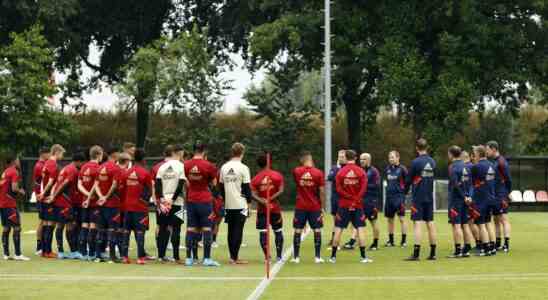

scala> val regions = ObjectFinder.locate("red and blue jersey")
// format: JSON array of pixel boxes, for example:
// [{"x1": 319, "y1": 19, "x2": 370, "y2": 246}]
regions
[
  {"x1": 97, "y1": 160, "x2": 122, "y2": 208},
  {"x1": 491, "y1": 156, "x2": 512, "y2": 201},
  {"x1": 53, "y1": 163, "x2": 79, "y2": 208},
  {"x1": 335, "y1": 163, "x2": 367, "y2": 209},
  {"x1": 363, "y1": 166, "x2": 380, "y2": 202},
  {"x1": 32, "y1": 160, "x2": 45, "y2": 195},
  {"x1": 471, "y1": 159, "x2": 496, "y2": 206},
  {"x1": 122, "y1": 164, "x2": 153, "y2": 213},
  {"x1": 448, "y1": 160, "x2": 471, "y2": 204},
  {"x1": 406, "y1": 154, "x2": 436, "y2": 203},
  {"x1": 0, "y1": 166, "x2": 19, "y2": 208},
  {"x1": 184, "y1": 158, "x2": 217, "y2": 203},
  {"x1": 385, "y1": 164, "x2": 408, "y2": 199},
  {"x1": 293, "y1": 166, "x2": 324, "y2": 212}
]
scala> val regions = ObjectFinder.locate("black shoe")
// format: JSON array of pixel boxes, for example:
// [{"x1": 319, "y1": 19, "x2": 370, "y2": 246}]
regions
[
  {"x1": 385, "y1": 241, "x2": 396, "y2": 247},
  {"x1": 400, "y1": 242, "x2": 408, "y2": 248},
  {"x1": 502, "y1": 246, "x2": 509, "y2": 253},
  {"x1": 404, "y1": 255, "x2": 420, "y2": 261},
  {"x1": 427, "y1": 255, "x2": 437, "y2": 261},
  {"x1": 447, "y1": 253, "x2": 462, "y2": 259},
  {"x1": 461, "y1": 252, "x2": 471, "y2": 258},
  {"x1": 368, "y1": 245, "x2": 378, "y2": 251},
  {"x1": 343, "y1": 242, "x2": 355, "y2": 250}
]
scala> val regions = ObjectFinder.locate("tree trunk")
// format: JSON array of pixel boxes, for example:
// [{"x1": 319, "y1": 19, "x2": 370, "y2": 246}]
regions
[
  {"x1": 136, "y1": 97, "x2": 150, "y2": 149},
  {"x1": 343, "y1": 90, "x2": 362, "y2": 153}
]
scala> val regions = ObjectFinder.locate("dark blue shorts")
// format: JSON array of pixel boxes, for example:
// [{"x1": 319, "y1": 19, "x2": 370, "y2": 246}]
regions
[
  {"x1": 0, "y1": 208, "x2": 20, "y2": 227},
  {"x1": 124, "y1": 211, "x2": 149, "y2": 231},
  {"x1": 330, "y1": 198, "x2": 339, "y2": 215},
  {"x1": 54, "y1": 206, "x2": 73, "y2": 224},
  {"x1": 492, "y1": 197, "x2": 509, "y2": 215},
  {"x1": 186, "y1": 202, "x2": 213, "y2": 228},
  {"x1": 363, "y1": 199, "x2": 379, "y2": 221},
  {"x1": 40, "y1": 203, "x2": 56, "y2": 222},
  {"x1": 257, "y1": 212, "x2": 283, "y2": 231},
  {"x1": 72, "y1": 207, "x2": 83, "y2": 224},
  {"x1": 36, "y1": 202, "x2": 42, "y2": 218},
  {"x1": 448, "y1": 201, "x2": 469, "y2": 225},
  {"x1": 293, "y1": 209, "x2": 323, "y2": 230},
  {"x1": 335, "y1": 207, "x2": 366, "y2": 229},
  {"x1": 385, "y1": 196, "x2": 406, "y2": 218},
  {"x1": 474, "y1": 203, "x2": 492, "y2": 225},
  {"x1": 81, "y1": 207, "x2": 100, "y2": 224},
  {"x1": 97, "y1": 207, "x2": 122, "y2": 229},
  {"x1": 411, "y1": 201, "x2": 434, "y2": 222}
]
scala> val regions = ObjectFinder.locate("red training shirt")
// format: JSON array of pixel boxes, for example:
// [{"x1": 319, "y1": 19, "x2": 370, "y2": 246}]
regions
[
  {"x1": 33, "y1": 160, "x2": 45, "y2": 195},
  {"x1": 41, "y1": 159, "x2": 59, "y2": 198},
  {"x1": 336, "y1": 163, "x2": 367, "y2": 209},
  {"x1": 251, "y1": 169, "x2": 284, "y2": 214},
  {"x1": 97, "y1": 160, "x2": 122, "y2": 208},
  {"x1": 79, "y1": 161, "x2": 100, "y2": 207},
  {"x1": 184, "y1": 158, "x2": 217, "y2": 203},
  {"x1": 122, "y1": 164, "x2": 152, "y2": 213},
  {"x1": 53, "y1": 163, "x2": 79, "y2": 208},
  {"x1": 293, "y1": 166, "x2": 325, "y2": 212},
  {"x1": 0, "y1": 166, "x2": 19, "y2": 208}
]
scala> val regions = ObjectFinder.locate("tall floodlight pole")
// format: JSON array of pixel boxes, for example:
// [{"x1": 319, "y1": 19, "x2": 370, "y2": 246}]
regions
[{"x1": 324, "y1": 0, "x2": 333, "y2": 212}]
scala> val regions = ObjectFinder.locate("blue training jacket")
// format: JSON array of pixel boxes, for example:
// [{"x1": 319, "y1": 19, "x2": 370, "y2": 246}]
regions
[
  {"x1": 384, "y1": 164, "x2": 408, "y2": 201},
  {"x1": 406, "y1": 154, "x2": 436, "y2": 203},
  {"x1": 471, "y1": 159, "x2": 496, "y2": 206},
  {"x1": 448, "y1": 160, "x2": 471, "y2": 204},
  {"x1": 363, "y1": 166, "x2": 381, "y2": 202}
]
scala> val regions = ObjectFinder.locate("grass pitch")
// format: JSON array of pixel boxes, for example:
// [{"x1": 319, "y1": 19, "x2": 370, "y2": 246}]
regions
[{"x1": 0, "y1": 212, "x2": 547, "y2": 300}]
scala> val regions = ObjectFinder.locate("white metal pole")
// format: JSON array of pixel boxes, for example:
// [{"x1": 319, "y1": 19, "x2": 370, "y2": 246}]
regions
[{"x1": 324, "y1": 0, "x2": 333, "y2": 211}]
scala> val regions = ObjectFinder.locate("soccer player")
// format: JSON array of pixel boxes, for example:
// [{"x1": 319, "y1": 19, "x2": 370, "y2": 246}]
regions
[
  {"x1": 343, "y1": 153, "x2": 381, "y2": 251},
  {"x1": 0, "y1": 155, "x2": 30, "y2": 261},
  {"x1": 184, "y1": 142, "x2": 220, "y2": 267},
  {"x1": 469, "y1": 145, "x2": 497, "y2": 256},
  {"x1": 463, "y1": 150, "x2": 481, "y2": 251},
  {"x1": 405, "y1": 139, "x2": 437, "y2": 261},
  {"x1": 155, "y1": 145, "x2": 187, "y2": 263},
  {"x1": 326, "y1": 150, "x2": 346, "y2": 247},
  {"x1": 251, "y1": 154, "x2": 285, "y2": 262},
  {"x1": 95, "y1": 147, "x2": 123, "y2": 263},
  {"x1": 447, "y1": 146, "x2": 473, "y2": 258},
  {"x1": 120, "y1": 148, "x2": 153, "y2": 265},
  {"x1": 151, "y1": 148, "x2": 168, "y2": 257},
  {"x1": 116, "y1": 153, "x2": 132, "y2": 263},
  {"x1": 330, "y1": 150, "x2": 371, "y2": 263},
  {"x1": 292, "y1": 151, "x2": 325, "y2": 264},
  {"x1": 38, "y1": 144, "x2": 66, "y2": 258},
  {"x1": 48, "y1": 152, "x2": 85, "y2": 259},
  {"x1": 486, "y1": 141, "x2": 512, "y2": 252},
  {"x1": 220, "y1": 143, "x2": 252, "y2": 265},
  {"x1": 33, "y1": 147, "x2": 50, "y2": 255},
  {"x1": 78, "y1": 146, "x2": 103, "y2": 260},
  {"x1": 123, "y1": 143, "x2": 136, "y2": 163},
  {"x1": 384, "y1": 150, "x2": 408, "y2": 247}
]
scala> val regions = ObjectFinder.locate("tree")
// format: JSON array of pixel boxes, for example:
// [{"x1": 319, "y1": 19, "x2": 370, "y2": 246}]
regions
[
  {"x1": 0, "y1": 25, "x2": 78, "y2": 155},
  {"x1": 116, "y1": 27, "x2": 231, "y2": 148},
  {"x1": 244, "y1": 64, "x2": 320, "y2": 169}
]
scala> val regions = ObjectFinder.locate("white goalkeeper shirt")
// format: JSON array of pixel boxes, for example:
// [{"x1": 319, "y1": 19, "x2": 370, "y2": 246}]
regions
[
  {"x1": 156, "y1": 159, "x2": 187, "y2": 206},
  {"x1": 220, "y1": 159, "x2": 251, "y2": 210}
]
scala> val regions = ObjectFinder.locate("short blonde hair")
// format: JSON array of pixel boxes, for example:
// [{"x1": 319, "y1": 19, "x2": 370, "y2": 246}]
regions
[
  {"x1": 50, "y1": 144, "x2": 65, "y2": 155},
  {"x1": 89, "y1": 145, "x2": 103, "y2": 160},
  {"x1": 231, "y1": 142, "x2": 245, "y2": 157}
]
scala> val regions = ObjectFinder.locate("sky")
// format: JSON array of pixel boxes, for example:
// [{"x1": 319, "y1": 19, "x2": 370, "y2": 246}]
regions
[{"x1": 60, "y1": 48, "x2": 264, "y2": 113}]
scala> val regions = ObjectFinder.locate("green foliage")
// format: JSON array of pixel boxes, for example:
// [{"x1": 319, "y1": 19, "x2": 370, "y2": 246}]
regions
[{"x1": 0, "y1": 25, "x2": 77, "y2": 156}]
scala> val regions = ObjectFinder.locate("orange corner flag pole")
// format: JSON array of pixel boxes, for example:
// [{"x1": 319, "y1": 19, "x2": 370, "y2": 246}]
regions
[{"x1": 265, "y1": 152, "x2": 272, "y2": 279}]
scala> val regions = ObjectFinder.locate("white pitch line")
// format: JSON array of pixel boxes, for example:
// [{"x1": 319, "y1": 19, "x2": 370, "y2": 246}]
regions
[
  {"x1": 1, "y1": 273, "x2": 547, "y2": 282},
  {"x1": 245, "y1": 230, "x2": 312, "y2": 300}
]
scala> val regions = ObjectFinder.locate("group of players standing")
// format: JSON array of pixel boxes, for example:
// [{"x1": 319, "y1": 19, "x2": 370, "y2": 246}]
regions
[{"x1": 0, "y1": 137, "x2": 512, "y2": 265}]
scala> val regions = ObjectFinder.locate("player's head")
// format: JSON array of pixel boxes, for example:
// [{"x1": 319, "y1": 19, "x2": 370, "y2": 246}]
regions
[
  {"x1": 123, "y1": 142, "x2": 136, "y2": 158},
  {"x1": 6, "y1": 154, "x2": 20, "y2": 169},
  {"x1": 50, "y1": 144, "x2": 66, "y2": 160},
  {"x1": 72, "y1": 152, "x2": 86, "y2": 167},
  {"x1": 461, "y1": 150, "x2": 471, "y2": 163},
  {"x1": 473, "y1": 145, "x2": 487, "y2": 159},
  {"x1": 360, "y1": 153, "x2": 371, "y2": 168},
  {"x1": 231, "y1": 142, "x2": 245, "y2": 159},
  {"x1": 345, "y1": 150, "x2": 357, "y2": 163},
  {"x1": 448, "y1": 145, "x2": 462, "y2": 162},
  {"x1": 106, "y1": 146, "x2": 120, "y2": 161},
  {"x1": 134, "y1": 148, "x2": 146, "y2": 163},
  {"x1": 257, "y1": 154, "x2": 268, "y2": 169},
  {"x1": 416, "y1": 138, "x2": 428, "y2": 153},
  {"x1": 164, "y1": 145, "x2": 176, "y2": 158},
  {"x1": 89, "y1": 145, "x2": 104, "y2": 162},
  {"x1": 173, "y1": 144, "x2": 185, "y2": 161},
  {"x1": 39, "y1": 147, "x2": 50, "y2": 160},
  {"x1": 337, "y1": 149, "x2": 347, "y2": 165},
  {"x1": 388, "y1": 150, "x2": 400, "y2": 165},
  {"x1": 193, "y1": 141, "x2": 207, "y2": 155},
  {"x1": 486, "y1": 141, "x2": 499, "y2": 158},
  {"x1": 300, "y1": 151, "x2": 314, "y2": 167},
  {"x1": 118, "y1": 152, "x2": 132, "y2": 168}
]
